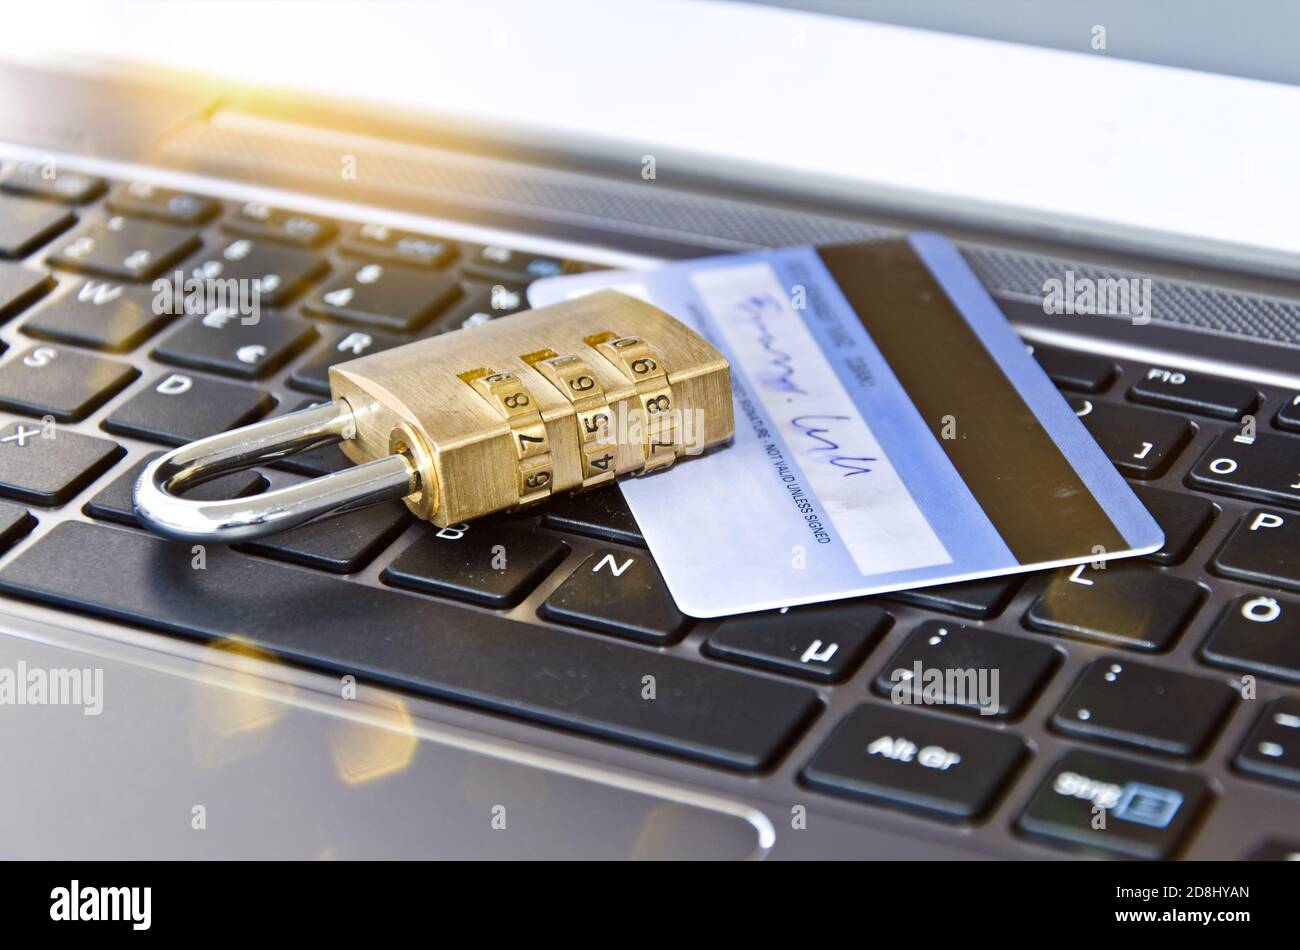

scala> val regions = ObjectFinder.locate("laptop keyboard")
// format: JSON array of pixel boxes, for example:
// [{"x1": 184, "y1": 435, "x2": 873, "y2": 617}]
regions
[{"x1": 1, "y1": 160, "x2": 1298, "y2": 858}]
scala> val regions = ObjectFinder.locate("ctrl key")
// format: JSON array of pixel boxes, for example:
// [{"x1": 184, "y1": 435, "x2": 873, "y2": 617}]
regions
[
  {"x1": 801, "y1": 703, "x2": 1027, "y2": 821},
  {"x1": 1017, "y1": 750, "x2": 1209, "y2": 858}
]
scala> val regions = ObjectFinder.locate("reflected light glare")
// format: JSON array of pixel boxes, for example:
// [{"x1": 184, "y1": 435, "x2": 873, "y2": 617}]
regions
[
  {"x1": 189, "y1": 637, "x2": 291, "y2": 768},
  {"x1": 328, "y1": 690, "x2": 418, "y2": 786}
]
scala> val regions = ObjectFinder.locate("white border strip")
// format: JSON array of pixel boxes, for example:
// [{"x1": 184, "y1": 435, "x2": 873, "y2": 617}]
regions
[{"x1": 5, "y1": 0, "x2": 1300, "y2": 273}]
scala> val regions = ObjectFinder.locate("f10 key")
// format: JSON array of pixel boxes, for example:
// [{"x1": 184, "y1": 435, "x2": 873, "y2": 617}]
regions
[{"x1": 1129, "y1": 367, "x2": 1258, "y2": 420}]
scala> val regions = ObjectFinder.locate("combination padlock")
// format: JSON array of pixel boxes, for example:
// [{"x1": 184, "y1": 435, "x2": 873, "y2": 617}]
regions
[{"x1": 134, "y1": 290, "x2": 734, "y2": 542}]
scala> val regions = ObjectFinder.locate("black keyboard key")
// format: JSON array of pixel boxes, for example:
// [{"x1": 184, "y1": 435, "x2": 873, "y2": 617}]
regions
[
  {"x1": 1052, "y1": 658, "x2": 1234, "y2": 757},
  {"x1": 0, "y1": 194, "x2": 75, "y2": 258},
  {"x1": 706, "y1": 602, "x2": 891, "y2": 683},
  {"x1": 274, "y1": 442, "x2": 351, "y2": 477},
  {"x1": 20, "y1": 279, "x2": 172, "y2": 351},
  {"x1": 303, "y1": 261, "x2": 460, "y2": 332},
  {"x1": 1201, "y1": 593, "x2": 1300, "y2": 684},
  {"x1": 1025, "y1": 562, "x2": 1203, "y2": 651},
  {"x1": 0, "y1": 421, "x2": 122, "y2": 505},
  {"x1": 1277, "y1": 393, "x2": 1300, "y2": 432},
  {"x1": 271, "y1": 400, "x2": 354, "y2": 477},
  {"x1": 342, "y1": 223, "x2": 456, "y2": 269},
  {"x1": 1069, "y1": 398, "x2": 1192, "y2": 478},
  {"x1": 1016, "y1": 749, "x2": 1209, "y2": 858},
  {"x1": 0, "y1": 521, "x2": 820, "y2": 772},
  {"x1": 1211, "y1": 508, "x2": 1300, "y2": 593},
  {"x1": 289, "y1": 326, "x2": 406, "y2": 396},
  {"x1": 884, "y1": 574, "x2": 1022, "y2": 619},
  {"x1": 540, "y1": 485, "x2": 644, "y2": 546},
  {"x1": 1129, "y1": 366, "x2": 1258, "y2": 420},
  {"x1": 107, "y1": 183, "x2": 218, "y2": 225},
  {"x1": 1235, "y1": 697, "x2": 1300, "y2": 790},
  {"x1": 874, "y1": 621, "x2": 1059, "y2": 718},
  {"x1": 0, "y1": 263, "x2": 53, "y2": 321},
  {"x1": 542, "y1": 547, "x2": 688, "y2": 644},
  {"x1": 46, "y1": 217, "x2": 199, "y2": 281},
  {"x1": 222, "y1": 201, "x2": 335, "y2": 247},
  {"x1": 239, "y1": 500, "x2": 411, "y2": 573},
  {"x1": 153, "y1": 311, "x2": 317, "y2": 380},
  {"x1": 185, "y1": 237, "x2": 327, "y2": 307},
  {"x1": 1028, "y1": 342, "x2": 1114, "y2": 393},
  {"x1": 0, "y1": 344, "x2": 137, "y2": 421},
  {"x1": 84, "y1": 452, "x2": 266, "y2": 527},
  {"x1": 103, "y1": 372, "x2": 273, "y2": 446},
  {"x1": 382, "y1": 521, "x2": 568, "y2": 607},
  {"x1": 464, "y1": 244, "x2": 564, "y2": 284},
  {"x1": 0, "y1": 161, "x2": 104, "y2": 203},
  {"x1": 0, "y1": 501, "x2": 34, "y2": 552},
  {"x1": 802, "y1": 703, "x2": 1026, "y2": 821},
  {"x1": 1128, "y1": 484, "x2": 1215, "y2": 565},
  {"x1": 1188, "y1": 430, "x2": 1300, "y2": 508},
  {"x1": 434, "y1": 282, "x2": 526, "y2": 332}
]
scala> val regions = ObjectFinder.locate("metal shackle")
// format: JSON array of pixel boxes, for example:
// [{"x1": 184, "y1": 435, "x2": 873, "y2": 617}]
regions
[{"x1": 132, "y1": 400, "x2": 417, "y2": 543}]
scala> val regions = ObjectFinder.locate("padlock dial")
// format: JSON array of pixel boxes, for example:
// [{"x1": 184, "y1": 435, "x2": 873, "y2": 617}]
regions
[
  {"x1": 587, "y1": 333, "x2": 679, "y2": 474},
  {"x1": 462, "y1": 368, "x2": 555, "y2": 504},
  {"x1": 526, "y1": 349, "x2": 618, "y2": 489}
]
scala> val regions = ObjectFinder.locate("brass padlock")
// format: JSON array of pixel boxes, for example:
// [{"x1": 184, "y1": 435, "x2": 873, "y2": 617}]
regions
[{"x1": 134, "y1": 290, "x2": 734, "y2": 542}]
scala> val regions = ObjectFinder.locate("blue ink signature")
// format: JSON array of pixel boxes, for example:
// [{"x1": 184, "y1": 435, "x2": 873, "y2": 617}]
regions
[
  {"x1": 790, "y1": 415, "x2": 877, "y2": 477},
  {"x1": 736, "y1": 293, "x2": 808, "y2": 396}
]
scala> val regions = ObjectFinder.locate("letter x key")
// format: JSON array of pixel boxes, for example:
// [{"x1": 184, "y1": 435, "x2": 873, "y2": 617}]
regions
[{"x1": 0, "y1": 424, "x2": 41, "y2": 447}]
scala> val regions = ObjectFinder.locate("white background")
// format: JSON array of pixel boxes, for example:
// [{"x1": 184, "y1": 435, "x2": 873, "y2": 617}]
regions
[{"x1": 3, "y1": 0, "x2": 1299, "y2": 274}]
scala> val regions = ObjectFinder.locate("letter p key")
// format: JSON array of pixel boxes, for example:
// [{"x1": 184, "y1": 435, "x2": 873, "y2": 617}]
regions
[{"x1": 1251, "y1": 512, "x2": 1285, "y2": 532}]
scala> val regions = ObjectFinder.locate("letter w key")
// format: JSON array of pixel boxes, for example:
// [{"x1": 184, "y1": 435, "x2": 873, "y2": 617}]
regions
[{"x1": 79, "y1": 280, "x2": 124, "y2": 306}]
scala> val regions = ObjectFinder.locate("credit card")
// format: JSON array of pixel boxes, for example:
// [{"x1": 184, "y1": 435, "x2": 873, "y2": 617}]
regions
[{"x1": 528, "y1": 234, "x2": 1163, "y2": 618}]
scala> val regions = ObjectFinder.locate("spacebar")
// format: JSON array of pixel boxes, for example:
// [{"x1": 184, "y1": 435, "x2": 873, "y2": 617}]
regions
[{"x1": 0, "y1": 522, "x2": 820, "y2": 771}]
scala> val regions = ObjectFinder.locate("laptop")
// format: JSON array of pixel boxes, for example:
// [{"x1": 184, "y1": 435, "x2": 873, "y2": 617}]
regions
[{"x1": 0, "y1": 0, "x2": 1297, "y2": 860}]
